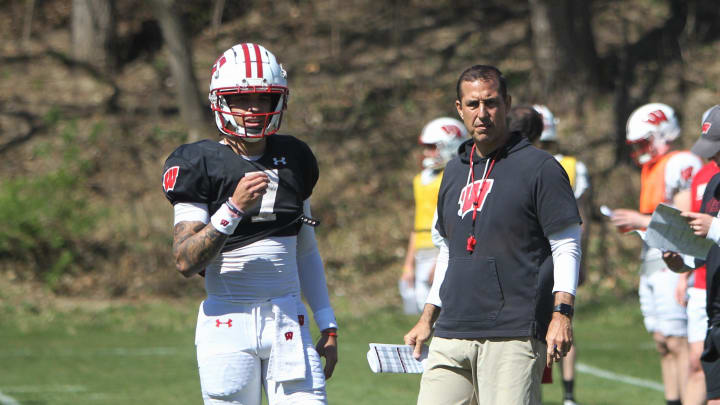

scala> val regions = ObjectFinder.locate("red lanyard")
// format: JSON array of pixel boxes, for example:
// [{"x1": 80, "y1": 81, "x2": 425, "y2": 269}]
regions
[{"x1": 467, "y1": 143, "x2": 495, "y2": 253}]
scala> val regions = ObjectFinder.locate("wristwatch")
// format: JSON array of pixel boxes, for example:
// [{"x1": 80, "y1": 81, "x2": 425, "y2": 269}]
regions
[{"x1": 552, "y1": 303, "x2": 574, "y2": 317}]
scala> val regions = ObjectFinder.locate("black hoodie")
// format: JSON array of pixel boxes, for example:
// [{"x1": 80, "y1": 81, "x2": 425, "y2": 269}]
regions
[{"x1": 434, "y1": 133, "x2": 580, "y2": 340}]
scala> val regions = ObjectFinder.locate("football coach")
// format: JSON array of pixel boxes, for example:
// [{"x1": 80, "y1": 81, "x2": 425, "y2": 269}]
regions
[{"x1": 404, "y1": 65, "x2": 582, "y2": 405}]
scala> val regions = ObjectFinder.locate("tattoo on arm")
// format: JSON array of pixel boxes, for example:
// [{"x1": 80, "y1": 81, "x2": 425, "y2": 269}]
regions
[{"x1": 173, "y1": 221, "x2": 229, "y2": 277}]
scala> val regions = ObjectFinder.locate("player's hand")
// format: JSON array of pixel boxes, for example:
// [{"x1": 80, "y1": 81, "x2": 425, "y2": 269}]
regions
[
  {"x1": 662, "y1": 251, "x2": 691, "y2": 274},
  {"x1": 315, "y1": 330, "x2": 338, "y2": 380},
  {"x1": 545, "y1": 313, "x2": 573, "y2": 367},
  {"x1": 681, "y1": 211, "x2": 714, "y2": 237},
  {"x1": 404, "y1": 320, "x2": 432, "y2": 360},
  {"x1": 400, "y1": 266, "x2": 415, "y2": 284},
  {"x1": 230, "y1": 172, "x2": 269, "y2": 212},
  {"x1": 610, "y1": 208, "x2": 648, "y2": 231}
]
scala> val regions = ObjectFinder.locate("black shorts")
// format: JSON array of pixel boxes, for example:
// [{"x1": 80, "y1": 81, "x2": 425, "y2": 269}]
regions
[{"x1": 701, "y1": 325, "x2": 720, "y2": 400}]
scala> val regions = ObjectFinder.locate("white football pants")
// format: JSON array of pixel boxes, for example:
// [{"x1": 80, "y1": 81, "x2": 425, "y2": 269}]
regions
[{"x1": 195, "y1": 296, "x2": 327, "y2": 405}]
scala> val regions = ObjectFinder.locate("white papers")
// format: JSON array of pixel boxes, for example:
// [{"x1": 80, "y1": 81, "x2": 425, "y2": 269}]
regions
[
  {"x1": 646, "y1": 204, "x2": 714, "y2": 259},
  {"x1": 366, "y1": 343, "x2": 427, "y2": 374}
]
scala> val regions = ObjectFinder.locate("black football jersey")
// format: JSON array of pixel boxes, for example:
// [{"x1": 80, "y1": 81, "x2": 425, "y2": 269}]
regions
[{"x1": 162, "y1": 135, "x2": 318, "y2": 251}]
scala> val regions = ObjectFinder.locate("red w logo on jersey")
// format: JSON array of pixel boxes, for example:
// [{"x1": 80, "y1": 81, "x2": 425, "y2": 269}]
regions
[
  {"x1": 285, "y1": 331, "x2": 294, "y2": 341},
  {"x1": 703, "y1": 122, "x2": 712, "y2": 134},
  {"x1": 644, "y1": 110, "x2": 668, "y2": 125},
  {"x1": 163, "y1": 166, "x2": 179, "y2": 192},
  {"x1": 681, "y1": 166, "x2": 694, "y2": 181},
  {"x1": 458, "y1": 179, "x2": 494, "y2": 218}
]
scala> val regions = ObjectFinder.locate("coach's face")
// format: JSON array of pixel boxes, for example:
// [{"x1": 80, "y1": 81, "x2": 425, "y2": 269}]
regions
[{"x1": 455, "y1": 79, "x2": 511, "y2": 157}]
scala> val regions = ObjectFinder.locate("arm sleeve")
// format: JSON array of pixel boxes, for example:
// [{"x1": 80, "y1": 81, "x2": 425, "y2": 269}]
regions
[
  {"x1": 297, "y1": 199, "x2": 337, "y2": 331},
  {"x1": 708, "y1": 215, "x2": 720, "y2": 245},
  {"x1": 574, "y1": 160, "x2": 590, "y2": 199},
  {"x1": 430, "y1": 209, "x2": 445, "y2": 248},
  {"x1": 425, "y1": 237, "x2": 448, "y2": 307},
  {"x1": 548, "y1": 223, "x2": 582, "y2": 295},
  {"x1": 174, "y1": 202, "x2": 209, "y2": 225}
]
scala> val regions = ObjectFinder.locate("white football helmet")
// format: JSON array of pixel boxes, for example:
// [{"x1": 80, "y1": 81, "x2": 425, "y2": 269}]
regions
[
  {"x1": 209, "y1": 43, "x2": 288, "y2": 140},
  {"x1": 626, "y1": 103, "x2": 680, "y2": 165},
  {"x1": 419, "y1": 117, "x2": 469, "y2": 169},
  {"x1": 533, "y1": 105, "x2": 558, "y2": 142}
]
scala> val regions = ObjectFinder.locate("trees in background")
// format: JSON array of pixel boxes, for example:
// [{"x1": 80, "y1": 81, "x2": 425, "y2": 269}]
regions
[
  {"x1": 149, "y1": 0, "x2": 209, "y2": 141},
  {"x1": 71, "y1": 0, "x2": 116, "y2": 73}
]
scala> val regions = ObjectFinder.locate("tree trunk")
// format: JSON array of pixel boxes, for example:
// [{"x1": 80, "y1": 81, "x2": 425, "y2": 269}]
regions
[
  {"x1": 211, "y1": 0, "x2": 226, "y2": 39},
  {"x1": 528, "y1": 0, "x2": 599, "y2": 101},
  {"x1": 71, "y1": 0, "x2": 116, "y2": 72},
  {"x1": 150, "y1": 0, "x2": 209, "y2": 141}
]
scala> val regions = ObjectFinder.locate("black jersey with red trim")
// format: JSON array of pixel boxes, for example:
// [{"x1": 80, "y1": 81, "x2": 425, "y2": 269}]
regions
[
  {"x1": 434, "y1": 133, "x2": 581, "y2": 340},
  {"x1": 161, "y1": 135, "x2": 318, "y2": 251}
]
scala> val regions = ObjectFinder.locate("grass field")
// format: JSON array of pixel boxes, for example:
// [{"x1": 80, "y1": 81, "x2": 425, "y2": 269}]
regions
[{"x1": 0, "y1": 294, "x2": 667, "y2": 405}]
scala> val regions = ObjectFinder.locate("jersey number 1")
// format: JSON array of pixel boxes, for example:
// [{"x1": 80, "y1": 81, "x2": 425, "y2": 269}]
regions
[{"x1": 249, "y1": 169, "x2": 279, "y2": 222}]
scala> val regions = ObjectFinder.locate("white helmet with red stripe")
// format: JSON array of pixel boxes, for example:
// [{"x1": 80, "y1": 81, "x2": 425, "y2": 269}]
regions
[
  {"x1": 626, "y1": 103, "x2": 680, "y2": 164},
  {"x1": 209, "y1": 43, "x2": 288, "y2": 140},
  {"x1": 419, "y1": 117, "x2": 469, "y2": 169}
]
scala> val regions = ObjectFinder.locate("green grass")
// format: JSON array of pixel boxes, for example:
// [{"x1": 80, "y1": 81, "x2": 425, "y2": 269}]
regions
[{"x1": 0, "y1": 295, "x2": 666, "y2": 404}]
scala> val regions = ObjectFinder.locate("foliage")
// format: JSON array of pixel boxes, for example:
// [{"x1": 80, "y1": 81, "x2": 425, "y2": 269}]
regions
[{"x1": 0, "y1": 120, "x2": 102, "y2": 288}]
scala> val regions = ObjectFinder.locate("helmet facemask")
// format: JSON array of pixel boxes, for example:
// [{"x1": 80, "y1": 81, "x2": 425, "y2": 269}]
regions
[
  {"x1": 627, "y1": 133, "x2": 670, "y2": 165},
  {"x1": 210, "y1": 86, "x2": 287, "y2": 140}
]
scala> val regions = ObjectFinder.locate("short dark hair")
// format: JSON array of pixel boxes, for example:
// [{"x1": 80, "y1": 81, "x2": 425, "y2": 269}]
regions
[
  {"x1": 508, "y1": 106, "x2": 543, "y2": 143},
  {"x1": 456, "y1": 65, "x2": 507, "y2": 101}
]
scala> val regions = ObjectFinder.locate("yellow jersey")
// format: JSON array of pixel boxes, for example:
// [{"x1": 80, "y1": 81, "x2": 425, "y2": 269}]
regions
[{"x1": 413, "y1": 171, "x2": 443, "y2": 249}]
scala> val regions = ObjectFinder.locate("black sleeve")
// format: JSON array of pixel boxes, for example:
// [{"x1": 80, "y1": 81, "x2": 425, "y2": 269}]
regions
[
  {"x1": 161, "y1": 149, "x2": 211, "y2": 205},
  {"x1": 534, "y1": 157, "x2": 582, "y2": 236},
  {"x1": 299, "y1": 141, "x2": 319, "y2": 200}
]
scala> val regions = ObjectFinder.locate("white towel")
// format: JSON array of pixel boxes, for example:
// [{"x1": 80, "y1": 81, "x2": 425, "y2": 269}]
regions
[
  {"x1": 266, "y1": 296, "x2": 306, "y2": 382},
  {"x1": 366, "y1": 343, "x2": 428, "y2": 374}
]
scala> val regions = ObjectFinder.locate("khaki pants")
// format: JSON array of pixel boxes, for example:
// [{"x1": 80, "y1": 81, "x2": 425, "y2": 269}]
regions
[{"x1": 417, "y1": 337, "x2": 546, "y2": 405}]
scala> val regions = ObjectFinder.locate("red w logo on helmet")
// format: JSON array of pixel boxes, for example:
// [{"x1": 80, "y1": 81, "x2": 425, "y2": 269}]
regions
[
  {"x1": 644, "y1": 110, "x2": 668, "y2": 126},
  {"x1": 211, "y1": 55, "x2": 226, "y2": 75},
  {"x1": 458, "y1": 179, "x2": 494, "y2": 218},
  {"x1": 285, "y1": 332, "x2": 294, "y2": 341},
  {"x1": 442, "y1": 125, "x2": 464, "y2": 138},
  {"x1": 163, "y1": 166, "x2": 179, "y2": 192}
]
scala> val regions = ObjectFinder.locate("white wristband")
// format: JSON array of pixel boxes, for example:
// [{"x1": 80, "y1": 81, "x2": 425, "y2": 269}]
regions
[{"x1": 210, "y1": 203, "x2": 241, "y2": 235}]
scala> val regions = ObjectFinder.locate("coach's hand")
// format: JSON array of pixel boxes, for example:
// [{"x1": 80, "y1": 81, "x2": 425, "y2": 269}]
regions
[
  {"x1": 681, "y1": 211, "x2": 714, "y2": 238},
  {"x1": 545, "y1": 292, "x2": 574, "y2": 367},
  {"x1": 230, "y1": 172, "x2": 269, "y2": 212},
  {"x1": 316, "y1": 329, "x2": 338, "y2": 380},
  {"x1": 405, "y1": 305, "x2": 438, "y2": 360}
]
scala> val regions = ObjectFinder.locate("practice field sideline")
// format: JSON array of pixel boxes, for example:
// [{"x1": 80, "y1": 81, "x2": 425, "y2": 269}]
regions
[{"x1": 0, "y1": 296, "x2": 666, "y2": 404}]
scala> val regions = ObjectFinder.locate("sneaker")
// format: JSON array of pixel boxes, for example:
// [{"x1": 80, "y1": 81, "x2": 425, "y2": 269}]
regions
[{"x1": 563, "y1": 400, "x2": 577, "y2": 405}]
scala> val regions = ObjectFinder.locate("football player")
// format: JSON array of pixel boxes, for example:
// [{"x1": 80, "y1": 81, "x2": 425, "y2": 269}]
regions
[
  {"x1": 162, "y1": 43, "x2": 337, "y2": 405},
  {"x1": 610, "y1": 103, "x2": 703, "y2": 405},
  {"x1": 530, "y1": 105, "x2": 591, "y2": 405},
  {"x1": 400, "y1": 117, "x2": 468, "y2": 315}
]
